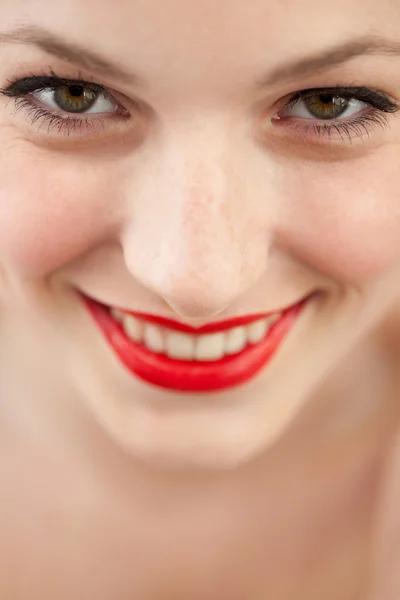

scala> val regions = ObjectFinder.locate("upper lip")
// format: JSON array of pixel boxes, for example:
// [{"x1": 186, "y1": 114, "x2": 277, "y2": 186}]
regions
[
  {"x1": 92, "y1": 295, "x2": 310, "y2": 335},
  {"x1": 118, "y1": 311, "x2": 281, "y2": 334}
]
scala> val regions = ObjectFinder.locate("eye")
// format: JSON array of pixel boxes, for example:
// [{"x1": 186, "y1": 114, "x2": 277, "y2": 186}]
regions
[
  {"x1": 286, "y1": 93, "x2": 367, "y2": 120},
  {"x1": 0, "y1": 73, "x2": 131, "y2": 138},
  {"x1": 272, "y1": 86, "x2": 400, "y2": 145},
  {"x1": 33, "y1": 83, "x2": 117, "y2": 114}
]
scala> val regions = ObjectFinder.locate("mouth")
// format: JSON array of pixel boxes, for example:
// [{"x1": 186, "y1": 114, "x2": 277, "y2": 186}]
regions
[{"x1": 83, "y1": 295, "x2": 310, "y2": 393}]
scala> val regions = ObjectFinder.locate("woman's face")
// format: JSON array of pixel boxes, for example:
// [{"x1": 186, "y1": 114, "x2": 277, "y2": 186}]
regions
[{"x1": 1, "y1": 0, "x2": 400, "y2": 469}]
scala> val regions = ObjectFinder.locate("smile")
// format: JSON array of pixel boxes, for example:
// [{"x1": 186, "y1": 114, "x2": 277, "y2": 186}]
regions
[{"x1": 84, "y1": 295, "x2": 309, "y2": 393}]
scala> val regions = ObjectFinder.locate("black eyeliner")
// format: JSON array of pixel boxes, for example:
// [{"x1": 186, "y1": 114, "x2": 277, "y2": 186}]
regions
[{"x1": 0, "y1": 75, "x2": 98, "y2": 98}]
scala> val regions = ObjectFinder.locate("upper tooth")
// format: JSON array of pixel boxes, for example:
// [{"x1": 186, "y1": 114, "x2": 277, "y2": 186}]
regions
[
  {"x1": 123, "y1": 315, "x2": 142, "y2": 342},
  {"x1": 225, "y1": 326, "x2": 247, "y2": 355},
  {"x1": 195, "y1": 332, "x2": 225, "y2": 361},
  {"x1": 143, "y1": 324, "x2": 165, "y2": 353},
  {"x1": 165, "y1": 331, "x2": 195, "y2": 361},
  {"x1": 115, "y1": 310, "x2": 281, "y2": 360},
  {"x1": 247, "y1": 319, "x2": 269, "y2": 344}
]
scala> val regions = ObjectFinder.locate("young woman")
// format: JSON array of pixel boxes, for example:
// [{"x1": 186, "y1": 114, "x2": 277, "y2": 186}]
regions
[{"x1": 0, "y1": 0, "x2": 400, "y2": 597}]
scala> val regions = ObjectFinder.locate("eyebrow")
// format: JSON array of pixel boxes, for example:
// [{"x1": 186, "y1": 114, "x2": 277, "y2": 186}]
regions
[
  {"x1": 256, "y1": 36, "x2": 400, "y2": 87},
  {"x1": 0, "y1": 24, "x2": 146, "y2": 86},
  {"x1": 0, "y1": 25, "x2": 400, "y2": 90}
]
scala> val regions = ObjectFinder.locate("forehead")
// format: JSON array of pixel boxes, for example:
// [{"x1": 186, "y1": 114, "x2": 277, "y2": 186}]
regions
[
  {"x1": 0, "y1": 0, "x2": 399, "y2": 98},
  {"x1": 4, "y1": 0, "x2": 398, "y2": 41}
]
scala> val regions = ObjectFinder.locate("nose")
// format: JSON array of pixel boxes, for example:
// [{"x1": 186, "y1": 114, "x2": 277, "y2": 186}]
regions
[{"x1": 121, "y1": 125, "x2": 272, "y2": 319}]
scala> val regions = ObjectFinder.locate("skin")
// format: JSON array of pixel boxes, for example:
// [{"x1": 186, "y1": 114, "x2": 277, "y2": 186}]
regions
[{"x1": 0, "y1": 0, "x2": 400, "y2": 597}]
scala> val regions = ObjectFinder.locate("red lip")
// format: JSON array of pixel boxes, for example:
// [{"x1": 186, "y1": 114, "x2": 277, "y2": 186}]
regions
[{"x1": 83, "y1": 296, "x2": 309, "y2": 393}]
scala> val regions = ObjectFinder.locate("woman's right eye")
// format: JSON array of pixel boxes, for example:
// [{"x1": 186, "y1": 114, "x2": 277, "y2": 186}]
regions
[
  {"x1": 33, "y1": 84, "x2": 120, "y2": 115},
  {"x1": 0, "y1": 75, "x2": 131, "y2": 136}
]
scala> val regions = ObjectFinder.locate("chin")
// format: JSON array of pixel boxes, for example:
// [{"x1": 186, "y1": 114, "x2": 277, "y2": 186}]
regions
[
  {"x1": 84, "y1": 383, "x2": 308, "y2": 472},
  {"x1": 108, "y1": 427, "x2": 266, "y2": 471}
]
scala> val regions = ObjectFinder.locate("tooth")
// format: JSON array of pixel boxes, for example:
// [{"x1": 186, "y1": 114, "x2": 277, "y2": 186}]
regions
[
  {"x1": 165, "y1": 331, "x2": 195, "y2": 361},
  {"x1": 143, "y1": 323, "x2": 165, "y2": 353},
  {"x1": 195, "y1": 332, "x2": 225, "y2": 361},
  {"x1": 225, "y1": 326, "x2": 247, "y2": 355},
  {"x1": 110, "y1": 308, "x2": 124, "y2": 323},
  {"x1": 247, "y1": 319, "x2": 269, "y2": 344},
  {"x1": 123, "y1": 315, "x2": 142, "y2": 342}
]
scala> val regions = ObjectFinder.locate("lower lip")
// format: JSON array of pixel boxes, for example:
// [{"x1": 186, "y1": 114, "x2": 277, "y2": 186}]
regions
[{"x1": 84, "y1": 297, "x2": 308, "y2": 393}]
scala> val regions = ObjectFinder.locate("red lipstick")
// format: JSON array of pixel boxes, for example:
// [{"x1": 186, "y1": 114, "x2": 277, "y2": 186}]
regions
[{"x1": 84, "y1": 296, "x2": 308, "y2": 393}]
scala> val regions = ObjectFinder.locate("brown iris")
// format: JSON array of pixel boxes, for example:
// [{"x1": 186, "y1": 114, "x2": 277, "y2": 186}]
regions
[
  {"x1": 53, "y1": 85, "x2": 98, "y2": 113},
  {"x1": 304, "y1": 94, "x2": 349, "y2": 120}
]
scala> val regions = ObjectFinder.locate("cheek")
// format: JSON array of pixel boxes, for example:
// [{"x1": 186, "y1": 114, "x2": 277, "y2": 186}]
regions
[
  {"x1": 0, "y1": 149, "x2": 118, "y2": 277},
  {"x1": 278, "y1": 150, "x2": 400, "y2": 282}
]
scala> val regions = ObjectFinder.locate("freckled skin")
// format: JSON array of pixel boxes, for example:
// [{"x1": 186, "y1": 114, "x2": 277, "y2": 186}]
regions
[{"x1": 1, "y1": 0, "x2": 400, "y2": 598}]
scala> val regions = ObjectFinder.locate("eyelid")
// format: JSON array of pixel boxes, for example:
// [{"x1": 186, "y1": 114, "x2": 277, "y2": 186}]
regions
[
  {"x1": 282, "y1": 86, "x2": 399, "y2": 114},
  {"x1": 2, "y1": 72, "x2": 133, "y2": 118},
  {"x1": 0, "y1": 71, "x2": 136, "y2": 139},
  {"x1": 3, "y1": 73, "x2": 99, "y2": 95},
  {"x1": 268, "y1": 85, "x2": 400, "y2": 146},
  {"x1": 1, "y1": 72, "x2": 133, "y2": 111}
]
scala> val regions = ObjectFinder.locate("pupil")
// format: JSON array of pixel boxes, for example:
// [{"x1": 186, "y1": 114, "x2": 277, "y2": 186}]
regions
[
  {"x1": 69, "y1": 85, "x2": 84, "y2": 97},
  {"x1": 319, "y1": 94, "x2": 334, "y2": 105}
]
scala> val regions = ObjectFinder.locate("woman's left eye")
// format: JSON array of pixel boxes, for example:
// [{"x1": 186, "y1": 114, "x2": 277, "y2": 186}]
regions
[
  {"x1": 33, "y1": 83, "x2": 118, "y2": 114},
  {"x1": 273, "y1": 86, "x2": 400, "y2": 144},
  {"x1": 283, "y1": 93, "x2": 366, "y2": 121}
]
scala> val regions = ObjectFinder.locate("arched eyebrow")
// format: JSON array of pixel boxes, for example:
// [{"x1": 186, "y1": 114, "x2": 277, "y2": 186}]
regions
[
  {"x1": 1, "y1": 25, "x2": 400, "y2": 89},
  {"x1": 256, "y1": 36, "x2": 400, "y2": 88},
  {"x1": 0, "y1": 24, "x2": 146, "y2": 86}
]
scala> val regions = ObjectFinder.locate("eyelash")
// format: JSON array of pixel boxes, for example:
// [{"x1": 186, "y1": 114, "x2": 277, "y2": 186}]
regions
[
  {"x1": 276, "y1": 86, "x2": 400, "y2": 143},
  {"x1": 0, "y1": 71, "x2": 399, "y2": 143},
  {"x1": 0, "y1": 71, "x2": 128, "y2": 136}
]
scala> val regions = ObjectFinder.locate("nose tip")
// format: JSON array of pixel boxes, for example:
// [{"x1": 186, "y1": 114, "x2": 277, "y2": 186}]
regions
[
  {"x1": 123, "y1": 220, "x2": 268, "y2": 321},
  {"x1": 163, "y1": 298, "x2": 231, "y2": 321},
  {"x1": 160, "y1": 282, "x2": 234, "y2": 320}
]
